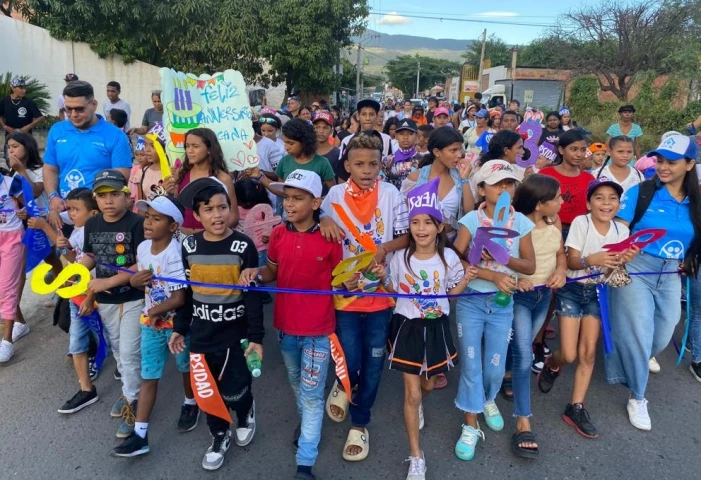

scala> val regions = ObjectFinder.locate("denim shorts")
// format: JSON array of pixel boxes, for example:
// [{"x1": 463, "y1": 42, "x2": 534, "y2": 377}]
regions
[
  {"x1": 68, "y1": 302, "x2": 97, "y2": 355},
  {"x1": 141, "y1": 325, "x2": 190, "y2": 380},
  {"x1": 555, "y1": 281, "x2": 601, "y2": 320}
]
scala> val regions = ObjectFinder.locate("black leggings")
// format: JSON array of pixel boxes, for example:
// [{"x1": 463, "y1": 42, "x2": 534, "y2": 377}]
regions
[{"x1": 203, "y1": 347, "x2": 253, "y2": 434}]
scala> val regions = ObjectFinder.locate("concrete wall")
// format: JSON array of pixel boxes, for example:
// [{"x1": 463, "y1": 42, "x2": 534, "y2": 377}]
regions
[{"x1": 0, "y1": 16, "x2": 162, "y2": 124}]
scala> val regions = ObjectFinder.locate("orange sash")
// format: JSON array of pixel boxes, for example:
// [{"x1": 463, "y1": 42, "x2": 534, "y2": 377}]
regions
[
  {"x1": 329, "y1": 333, "x2": 354, "y2": 404},
  {"x1": 190, "y1": 353, "x2": 233, "y2": 423}
]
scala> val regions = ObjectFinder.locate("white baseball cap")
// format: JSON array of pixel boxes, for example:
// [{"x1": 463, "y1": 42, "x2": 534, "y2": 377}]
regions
[
  {"x1": 473, "y1": 160, "x2": 521, "y2": 185},
  {"x1": 135, "y1": 195, "x2": 185, "y2": 225},
  {"x1": 649, "y1": 134, "x2": 699, "y2": 161},
  {"x1": 270, "y1": 169, "x2": 322, "y2": 198}
]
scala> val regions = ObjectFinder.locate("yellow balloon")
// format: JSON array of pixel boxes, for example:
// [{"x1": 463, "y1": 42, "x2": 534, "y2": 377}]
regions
[
  {"x1": 331, "y1": 251, "x2": 375, "y2": 287},
  {"x1": 31, "y1": 263, "x2": 91, "y2": 299}
]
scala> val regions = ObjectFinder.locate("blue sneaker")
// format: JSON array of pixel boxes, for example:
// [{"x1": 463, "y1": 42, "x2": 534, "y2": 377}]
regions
[
  {"x1": 483, "y1": 400, "x2": 504, "y2": 432},
  {"x1": 455, "y1": 424, "x2": 485, "y2": 461}
]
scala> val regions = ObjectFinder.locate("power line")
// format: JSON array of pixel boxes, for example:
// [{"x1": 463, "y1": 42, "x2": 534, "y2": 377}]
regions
[
  {"x1": 374, "y1": 9, "x2": 559, "y2": 20},
  {"x1": 371, "y1": 10, "x2": 560, "y2": 28}
]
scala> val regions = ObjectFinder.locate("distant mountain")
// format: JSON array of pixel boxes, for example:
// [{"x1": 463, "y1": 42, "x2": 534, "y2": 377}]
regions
[{"x1": 355, "y1": 29, "x2": 474, "y2": 52}]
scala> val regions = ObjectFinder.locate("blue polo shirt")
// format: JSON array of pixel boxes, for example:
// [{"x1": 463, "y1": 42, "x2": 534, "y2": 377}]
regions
[
  {"x1": 43, "y1": 118, "x2": 132, "y2": 197},
  {"x1": 617, "y1": 183, "x2": 694, "y2": 259}
]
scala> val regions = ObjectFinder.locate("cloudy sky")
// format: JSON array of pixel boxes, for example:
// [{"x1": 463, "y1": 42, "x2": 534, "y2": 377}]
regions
[{"x1": 368, "y1": 0, "x2": 580, "y2": 44}]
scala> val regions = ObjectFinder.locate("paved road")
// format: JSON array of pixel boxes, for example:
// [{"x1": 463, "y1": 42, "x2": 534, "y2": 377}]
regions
[{"x1": 2, "y1": 284, "x2": 701, "y2": 480}]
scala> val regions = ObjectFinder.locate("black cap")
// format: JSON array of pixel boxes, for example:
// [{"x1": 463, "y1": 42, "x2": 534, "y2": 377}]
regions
[
  {"x1": 64, "y1": 73, "x2": 79, "y2": 82},
  {"x1": 395, "y1": 118, "x2": 418, "y2": 133},
  {"x1": 618, "y1": 104, "x2": 636, "y2": 114},
  {"x1": 586, "y1": 179, "x2": 624, "y2": 200},
  {"x1": 178, "y1": 177, "x2": 227, "y2": 210},
  {"x1": 356, "y1": 98, "x2": 381, "y2": 112},
  {"x1": 92, "y1": 169, "x2": 128, "y2": 192}
]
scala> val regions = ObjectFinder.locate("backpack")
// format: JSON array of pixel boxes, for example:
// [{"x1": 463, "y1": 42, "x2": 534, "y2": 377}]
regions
[{"x1": 628, "y1": 179, "x2": 658, "y2": 232}]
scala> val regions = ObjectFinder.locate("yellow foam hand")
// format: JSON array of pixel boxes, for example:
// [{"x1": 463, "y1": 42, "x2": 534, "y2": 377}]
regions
[{"x1": 31, "y1": 263, "x2": 91, "y2": 299}]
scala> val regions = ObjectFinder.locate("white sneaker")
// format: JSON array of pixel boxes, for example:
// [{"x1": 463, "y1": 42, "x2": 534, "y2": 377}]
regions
[
  {"x1": 406, "y1": 452, "x2": 426, "y2": 480},
  {"x1": 0, "y1": 340, "x2": 14, "y2": 363},
  {"x1": 235, "y1": 400, "x2": 256, "y2": 446},
  {"x1": 202, "y1": 430, "x2": 231, "y2": 471},
  {"x1": 12, "y1": 322, "x2": 30, "y2": 342},
  {"x1": 418, "y1": 402, "x2": 424, "y2": 431},
  {"x1": 648, "y1": 357, "x2": 660, "y2": 373},
  {"x1": 627, "y1": 398, "x2": 652, "y2": 431}
]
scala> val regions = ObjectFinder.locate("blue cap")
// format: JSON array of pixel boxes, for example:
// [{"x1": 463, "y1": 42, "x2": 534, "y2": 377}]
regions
[
  {"x1": 649, "y1": 134, "x2": 698, "y2": 161},
  {"x1": 475, "y1": 109, "x2": 489, "y2": 119}
]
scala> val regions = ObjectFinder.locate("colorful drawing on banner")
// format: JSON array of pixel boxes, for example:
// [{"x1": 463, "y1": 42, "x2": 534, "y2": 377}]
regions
[
  {"x1": 539, "y1": 142, "x2": 558, "y2": 163},
  {"x1": 468, "y1": 192, "x2": 519, "y2": 265},
  {"x1": 516, "y1": 120, "x2": 542, "y2": 168},
  {"x1": 603, "y1": 228, "x2": 667, "y2": 253},
  {"x1": 160, "y1": 68, "x2": 258, "y2": 171},
  {"x1": 31, "y1": 263, "x2": 91, "y2": 298},
  {"x1": 241, "y1": 204, "x2": 282, "y2": 252},
  {"x1": 523, "y1": 108, "x2": 544, "y2": 124}
]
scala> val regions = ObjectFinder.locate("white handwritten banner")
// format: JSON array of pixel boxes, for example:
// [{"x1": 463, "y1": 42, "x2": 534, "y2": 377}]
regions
[{"x1": 160, "y1": 68, "x2": 259, "y2": 171}]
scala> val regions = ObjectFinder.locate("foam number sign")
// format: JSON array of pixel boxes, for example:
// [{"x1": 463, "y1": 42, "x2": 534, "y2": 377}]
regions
[
  {"x1": 468, "y1": 192, "x2": 519, "y2": 265},
  {"x1": 516, "y1": 120, "x2": 542, "y2": 168},
  {"x1": 603, "y1": 228, "x2": 667, "y2": 253},
  {"x1": 331, "y1": 251, "x2": 375, "y2": 287},
  {"x1": 31, "y1": 263, "x2": 91, "y2": 299},
  {"x1": 241, "y1": 204, "x2": 282, "y2": 252},
  {"x1": 160, "y1": 68, "x2": 259, "y2": 171}
]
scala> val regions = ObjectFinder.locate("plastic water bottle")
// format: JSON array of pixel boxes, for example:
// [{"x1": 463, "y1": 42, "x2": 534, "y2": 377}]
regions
[
  {"x1": 494, "y1": 274, "x2": 516, "y2": 308},
  {"x1": 241, "y1": 339, "x2": 262, "y2": 377}
]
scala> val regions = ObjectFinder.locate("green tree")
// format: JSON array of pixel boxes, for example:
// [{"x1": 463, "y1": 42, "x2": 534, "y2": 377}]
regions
[
  {"x1": 518, "y1": 36, "x2": 568, "y2": 68},
  {"x1": 260, "y1": 0, "x2": 368, "y2": 98},
  {"x1": 463, "y1": 34, "x2": 511, "y2": 69},
  {"x1": 0, "y1": 72, "x2": 51, "y2": 114},
  {"x1": 551, "y1": 0, "x2": 701, "y2": 101},
  {"x1": 384, "y1": 55, "x2": 460, "y2": 97}
]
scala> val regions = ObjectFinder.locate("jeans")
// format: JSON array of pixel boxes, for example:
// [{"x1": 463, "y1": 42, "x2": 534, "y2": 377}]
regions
[
  {"x1": 605, "y1": 252, "x2": 682, "y2": 400},
  {"x1": 455, "y1": 290, "x2": 513, "y2": 413},
  {"x1": 512, "y1": 288, "x2": 552, "y2": 417},
  {"x1": 689, "y1": 275, "x2": 701, "y2": 363},
  {"x1": 279, "y1": 333, "x2": 331, "y2": 467},
  {"x1": 98, "y1": 299, "x2": 144, "y2": 403},
  {"x1": 335, "y1": 309, "x2": 392, "y2": 427}
]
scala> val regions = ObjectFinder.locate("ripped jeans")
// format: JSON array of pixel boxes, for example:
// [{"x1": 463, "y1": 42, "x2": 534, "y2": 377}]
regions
[
  {"x1": 202, "y1": 347, "x2": 254, "y2": 435},
  {"x1": 279, "y1": 333, "x2": 331, "y2": 467},
  {"x1": 455, "y1": 290, "x2": 513, "y2": 414}
]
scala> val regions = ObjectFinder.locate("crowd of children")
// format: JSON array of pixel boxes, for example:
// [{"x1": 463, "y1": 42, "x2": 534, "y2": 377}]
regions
[{"x1": 2, "y1": 97, "x2": 701, "y2": 480}]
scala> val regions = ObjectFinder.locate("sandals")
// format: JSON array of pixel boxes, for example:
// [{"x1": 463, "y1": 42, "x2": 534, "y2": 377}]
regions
[
  {"x1": 342, "y1": 428, "x2": 369, "y2": 462},
  {"x1": 325, "y1": 380, "x2": 349, "y2": 423},
  {"x1": 511, "y1": 431, "x2": 539, "y2": 459},
  {"x1": 500, "y1": 375, "x2": 514, "y2": 401}
]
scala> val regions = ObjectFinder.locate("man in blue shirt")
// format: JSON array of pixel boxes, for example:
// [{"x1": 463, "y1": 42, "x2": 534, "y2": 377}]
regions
[{"x1": 43, "y1": 81, "x2": 132, "y2": 227}]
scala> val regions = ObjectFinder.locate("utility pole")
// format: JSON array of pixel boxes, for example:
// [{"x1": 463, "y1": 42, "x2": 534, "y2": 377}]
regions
[
  {"x1": 415, "y1": 61, "x2": 421, "y2": 99},
  {"x1": 355, "y1": 45, "x2": 363, "y2": 103},
  {"x1": 477, "y1": 29, "x2": 487, "y2": 92}
]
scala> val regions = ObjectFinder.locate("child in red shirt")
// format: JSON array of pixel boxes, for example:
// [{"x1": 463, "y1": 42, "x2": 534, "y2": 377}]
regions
[
  {"x1": 239, "y1": 169, "x2": 342, "y2": 480},
  {"x1": 539, "y1": 130, "x2": 595, "y2": 239}
]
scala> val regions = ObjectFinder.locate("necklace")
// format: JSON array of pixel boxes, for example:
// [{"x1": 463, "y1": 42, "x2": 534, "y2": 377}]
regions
[{"x1": 10, "y1": 97, "x2": 21, "y2": 106}]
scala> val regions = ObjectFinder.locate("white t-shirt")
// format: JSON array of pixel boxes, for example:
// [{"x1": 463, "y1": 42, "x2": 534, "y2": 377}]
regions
[
  {"x1": 0, "y1": 174, "x2": 23, "y2": 232},
  {"x1": 565, "y1": 214, "x2": 630, "y2": 284},
  {"x1": 137, "y1": 238, "x2": 187, "y2": 324},
  {"x1": 103, "y1": 99, "x2": 132, "y2": 129},
  {"x1": 69, "y1": 225, "x2": 86, "y2": 263},
  {"x1": 595, "y1": 165, "x2": 642, "y2": 193},
  {"x1": 27, "y1": 168, "x2": 49, "y2": 210},
  {"x1": 390, "y1": 249, "x2": 464, "y2": 319},
  {"x1": 256, "y1": 136, "x2": 284, "y2": 205},
  {"x1": 339, "y1": 132, "x2": 393, "y2": 158}
]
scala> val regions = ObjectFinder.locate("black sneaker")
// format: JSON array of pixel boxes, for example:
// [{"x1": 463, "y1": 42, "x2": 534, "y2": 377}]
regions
[
  {"x1": 537, "y1": 360, "x2": 560, "y2": 393},
  {"x1": 114, "y1": 368, "x2": 122, "y2": 381},
  {"x1": 531, "y1": 343, "x2": 545, "y2": 374},
  {"x1": 542, "y1": 340, "x2": 552, "y2": 357},
  {"x1": 178, "y1": 403, "x2": 200, "y2": 432},
  {"x1": 89, "y1": 356, "x2": 99, "y2": 381},
  {"x1": 112, "y1": 432, "x2": 150, "y2": 457},
  {"x1": 58, "y1": 387, "x2": 99, "y2": 414},
  {"x1": 690, "y1": 362, "x2": 701, "y2": 382},
  {"x1": 562, "y1": 403, "x2": 599, "y2": 439}
]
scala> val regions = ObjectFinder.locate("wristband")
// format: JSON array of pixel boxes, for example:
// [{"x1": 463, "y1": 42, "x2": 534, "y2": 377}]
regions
[
  {"x1": 49, "y1": 192, "x2": 61, "y2": 200},
  {"x1": 581, "y1": 256, "x2": 589, "y2": 269},
  {"x1": 459, "y1": 178, "x2": 471, "y2": 185}
]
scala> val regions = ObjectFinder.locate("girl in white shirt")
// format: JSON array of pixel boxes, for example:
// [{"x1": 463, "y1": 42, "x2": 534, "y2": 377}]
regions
[{"x1": 594, "y1": 136, "x2": 642, "y2": 192}]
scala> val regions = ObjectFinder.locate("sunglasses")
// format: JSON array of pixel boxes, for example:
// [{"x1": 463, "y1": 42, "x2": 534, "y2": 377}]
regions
[
  {"x1": 64, "y1": 103, "x2": 91, "y2": 114},
  {"x1": 260, "y1": 117, "x2": 279, "y2": 125}
]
